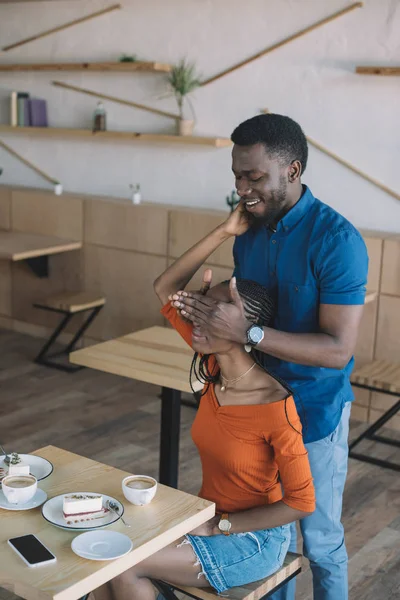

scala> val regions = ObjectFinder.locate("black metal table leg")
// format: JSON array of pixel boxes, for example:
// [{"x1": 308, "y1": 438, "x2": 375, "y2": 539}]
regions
[{"x1": 159, "y1": 387, "x2": 181, "y2": 488}]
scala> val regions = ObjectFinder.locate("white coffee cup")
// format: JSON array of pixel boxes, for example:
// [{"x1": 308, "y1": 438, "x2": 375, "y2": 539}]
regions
[
  {"x1": 122, "y1": 475, "x2": 157, "y2": 506},
  {"x1": 2, "y1": 474, "x2": 37, "y2": 505}
]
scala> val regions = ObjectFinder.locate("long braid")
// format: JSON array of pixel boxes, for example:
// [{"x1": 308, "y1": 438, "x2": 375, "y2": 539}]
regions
[{"x1": 189, "y1": 278, "x2": 308, "y2": 435}]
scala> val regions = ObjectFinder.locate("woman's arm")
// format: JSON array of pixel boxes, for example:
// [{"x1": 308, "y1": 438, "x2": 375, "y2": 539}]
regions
[
  {"x1": 153, "y1": 225, "x2": 230, "y2": 305},
  {"x1": 153, "y1": 201, "x2": 250, "y2": 305},
  {"x1": 191, "y1": 501, "x2": 310, "y2": 537}
]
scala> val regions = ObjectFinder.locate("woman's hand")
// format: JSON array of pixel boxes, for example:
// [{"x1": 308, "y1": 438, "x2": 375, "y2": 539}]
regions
[
  {"x1": 221, "y1": 200, "x2": 250, "y2": 237},
  {"x1": 189, "y1": 515, "x2": 220, "y2": 537}
]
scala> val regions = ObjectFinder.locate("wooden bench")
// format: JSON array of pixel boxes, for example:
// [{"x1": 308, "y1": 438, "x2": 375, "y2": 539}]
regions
[
  {"x1": 33, "y1": 291, "x2": 105, "y2": 372},
  {"x1": 350, "y1": 360, "x2": 400, "y2": 471},
  {"x1": 154, "y1": 552, "x2": 302, "y2": 600}
]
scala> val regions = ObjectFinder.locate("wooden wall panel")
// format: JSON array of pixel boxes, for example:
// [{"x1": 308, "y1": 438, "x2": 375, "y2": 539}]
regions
[
  {"x1": 353, "y1": 300, "x2": 378, "y2": 367},
  {"x1": 84, "y1": 199, "x2": 169, "y2": 256},
  {"x1": 369, "y1": 408, "x2": 400, "y2": 432},
  {"x1": 352, "y1": 387, "x2": 371, "y2": 408},
  {"x1": 168, "y1": 208, "x2": 234, "y2": 268},
  {"x1": 351, "y1": 404, "x2": 369, "y2": 422},
  {"x1": 0, "y1": 261, "x2": 11, "y2": 317},
  {"x1": 11, "y1": 190, "x2": 83, "y2": 240},
  {"x1": 375, "y1": 295, "x2": 400, "y2": 361},
  {"x1": 370, "y1": 391, "x2": 397, "y2": 412},
  {"x1": 363, "y1": 236, "x2": 382, "y2": 292},
  {"x1": 0, "y1": 187, "x2": 11, "y2": 230},
  {"x1": 380, "y1": 239, "x2": 400, "y2": 296},
  {"x1": 167, "y1": 260, "x2": 233, "y2": 293},
  {"x1": 11, "y1": 250, "x2": 83, "y2": 330},
  {"x1": 84, "y1": 245, "x2": 167, "y2": 340}
]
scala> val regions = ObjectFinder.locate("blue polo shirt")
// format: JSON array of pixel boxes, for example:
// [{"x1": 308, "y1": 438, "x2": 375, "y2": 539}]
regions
[{"x1": 233, "y1": 186, "x2": 368, "y2": 443}]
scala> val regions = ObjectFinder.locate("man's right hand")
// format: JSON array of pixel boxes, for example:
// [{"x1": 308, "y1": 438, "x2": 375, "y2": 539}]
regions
[{"x1": 221, "y1": 200, "x2": 250, "y2": 237}]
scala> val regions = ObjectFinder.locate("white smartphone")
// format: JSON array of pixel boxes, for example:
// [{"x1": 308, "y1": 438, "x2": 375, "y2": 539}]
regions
[{"x1": 8, "y1": 534, "x2": 57, "y2": 567}]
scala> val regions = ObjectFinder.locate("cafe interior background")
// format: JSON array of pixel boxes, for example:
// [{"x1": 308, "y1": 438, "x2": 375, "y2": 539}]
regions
[{"x1": 0, "y1": 0, "x2": 399, "y2": 598}]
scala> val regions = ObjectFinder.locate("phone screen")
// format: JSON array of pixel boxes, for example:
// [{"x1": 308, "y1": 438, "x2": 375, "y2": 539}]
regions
[{"x1": 9, "y1": 535, "x2": 55, "y2": 565}]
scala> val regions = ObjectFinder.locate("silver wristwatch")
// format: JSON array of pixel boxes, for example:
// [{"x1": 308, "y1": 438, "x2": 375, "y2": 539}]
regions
[
  {"x1": 246, "y1": 324, "x2": 264, "y2": 347},
  {"x1": 218, "y1": 513, "x2": 232, "y2": 536}
]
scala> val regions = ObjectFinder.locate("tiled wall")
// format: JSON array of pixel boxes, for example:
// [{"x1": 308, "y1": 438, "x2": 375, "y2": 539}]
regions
[{"x1": 0, "y1": 185, "x2": 399, "y2": 430}]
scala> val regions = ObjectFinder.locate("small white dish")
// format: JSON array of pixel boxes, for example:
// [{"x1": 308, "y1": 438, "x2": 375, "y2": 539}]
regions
[
  {"x1": 0, "y1": 488, "x2": 47, "y2": 511},
  {"x1": 0, "y1": 454, "x2": 53, "y2": 482},
  {"x1": 72, "y1": 530, "x2": 133, "y2": 561},
  {"x1": 42, "y1": 493, "x2": 124, "y2": 531}
]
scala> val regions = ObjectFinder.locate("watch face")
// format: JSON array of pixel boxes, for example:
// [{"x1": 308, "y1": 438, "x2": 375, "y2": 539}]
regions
[
  {"x1": 219, "y1": 519, "x2": 231, "y2": 532},
  {"x1": 249, "y1": 326, "x2": 263, "y2": 344}
]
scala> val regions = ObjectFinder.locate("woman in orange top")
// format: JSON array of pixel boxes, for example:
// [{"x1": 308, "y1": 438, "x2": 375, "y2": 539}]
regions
[{"x1": 93, "y1": 219, "x2": 315, "y2": 600}]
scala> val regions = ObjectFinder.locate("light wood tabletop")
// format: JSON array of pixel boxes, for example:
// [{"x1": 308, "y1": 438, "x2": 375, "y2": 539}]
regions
[
  {"x1": 0, "y1": 231, "x2": 82, "y2": 261},
  {"x1": 70, "y1": 326, "x2": 202, "y2": 394},
  {"x1": 0, "y1": 446, "x2": 215, "y2": 600}
]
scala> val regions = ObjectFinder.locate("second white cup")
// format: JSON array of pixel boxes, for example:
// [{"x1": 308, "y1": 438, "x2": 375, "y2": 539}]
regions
[{"x1": 122, "y1": 475, "x2": 157, "y2": 506}]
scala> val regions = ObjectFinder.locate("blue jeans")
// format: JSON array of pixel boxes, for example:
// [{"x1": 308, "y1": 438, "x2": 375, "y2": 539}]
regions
[
  {"x1": 186, "y1": 525, "x2": 290, "y2": 593},
  {"x1": 270, "y1": 401, "x2": 351, "y2": 600}
]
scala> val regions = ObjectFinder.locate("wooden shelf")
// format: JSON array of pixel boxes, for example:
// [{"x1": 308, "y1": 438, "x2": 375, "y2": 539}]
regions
[
  {"x1": 0, "y1": 125, "x2": 232, "y2": 148},
  {"x1": 356, "y1": 66, "x2": 400, "y2": 76},
  {"x1": 0, "y1": 61, "x2": 172, "y2": 73}
]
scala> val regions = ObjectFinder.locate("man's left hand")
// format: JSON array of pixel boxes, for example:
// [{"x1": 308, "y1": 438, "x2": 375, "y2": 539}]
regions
[{"x1": 172, "y1": 277, "x2": 250, "y2": 344}]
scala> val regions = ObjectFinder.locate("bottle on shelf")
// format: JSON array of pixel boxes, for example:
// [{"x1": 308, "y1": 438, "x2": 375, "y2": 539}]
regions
[
  {"x1": 93, "y1": 101, "x2": 106, "y2": 132},
  {"x1": 130, "y1": 184, "x2": 141, "y2": 204}
]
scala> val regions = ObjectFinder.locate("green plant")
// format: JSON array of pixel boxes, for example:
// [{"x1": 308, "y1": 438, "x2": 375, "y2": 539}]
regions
[
  {"x1": 226, "y1": 190, "x2": 240, "y2": 213},
  {"x1": 167, "y1": 59, "x2": 201, "y2": 120},
  {"x1": 119, "y1": 54, "x2": 137, "y2": 63}
]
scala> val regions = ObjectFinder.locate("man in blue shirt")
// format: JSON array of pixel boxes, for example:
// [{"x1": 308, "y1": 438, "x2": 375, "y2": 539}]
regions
[{"x1": 175, "y1": 114, "x2": 368, "y2": 600}]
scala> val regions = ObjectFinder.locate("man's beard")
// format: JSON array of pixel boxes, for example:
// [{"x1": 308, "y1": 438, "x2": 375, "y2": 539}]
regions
[{"x1": 248, "y1": 177, "x2": 288, "y2": 231}]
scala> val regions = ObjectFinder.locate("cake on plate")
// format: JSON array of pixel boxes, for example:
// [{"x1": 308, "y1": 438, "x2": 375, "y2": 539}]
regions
[{"x1": 63, "y1": 493, "x2": 108, "y2": 523}]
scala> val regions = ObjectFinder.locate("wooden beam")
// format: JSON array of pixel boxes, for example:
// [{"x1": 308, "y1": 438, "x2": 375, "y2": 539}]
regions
[
  {"x1": 0, "y1": 61, "x2": 172, "y2": 73},
  {"x1": 356, "y1": 66, "x2": 400, "y2": 76},
  {"x1": 201, "y1": 2, "x2": 363, "y2": 87},
  {"x1": 52, "y1": 80, "x2": 180, "y2": 121},
  {"x1": 261, "y1": 108, "x2": 400, "y2": 203},
  {"x1": 0, "y1": 138, "x2": 58, "y2": 185},
  {"x1": 2, "y1": 4, "x2": 121, "y2": 52}
]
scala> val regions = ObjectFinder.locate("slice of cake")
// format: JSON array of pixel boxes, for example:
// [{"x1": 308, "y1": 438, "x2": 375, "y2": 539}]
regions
[
  {"x1": 63, "y1": 494, "x2": 105, "y2": 523},
  {"x1": 8, "y1": 462, "x2": 30, "y2": 476}
]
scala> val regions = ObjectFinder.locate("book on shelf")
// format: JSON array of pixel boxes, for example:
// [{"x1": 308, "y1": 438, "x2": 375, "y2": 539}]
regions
[
  {"x1": 16, "y1": 92, "x2": 29, "y2": 127},
  {"x1": 10, "y1": 91, "x2": 17, "y2": 127},
  {"x1": 28, "y1": 98, "x2": 48, "y2": 127},
  {"x1": 10, "y1": 92, "x2": 48, "y2": 128}
]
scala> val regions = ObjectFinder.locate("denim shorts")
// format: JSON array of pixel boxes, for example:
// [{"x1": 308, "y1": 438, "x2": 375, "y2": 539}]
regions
[{"x1": 183, "y1": 524, "x2": 291, "y2": 594}]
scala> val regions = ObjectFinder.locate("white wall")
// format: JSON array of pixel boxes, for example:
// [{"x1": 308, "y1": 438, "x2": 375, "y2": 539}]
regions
[{"x1": 0, "y1": 0, "x2": 399, "y2": 232}]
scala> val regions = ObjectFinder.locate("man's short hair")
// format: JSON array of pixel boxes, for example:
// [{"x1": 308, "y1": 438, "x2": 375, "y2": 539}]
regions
[{"x1": 231, "y1": 113, "x2": 308, "y2": 174}]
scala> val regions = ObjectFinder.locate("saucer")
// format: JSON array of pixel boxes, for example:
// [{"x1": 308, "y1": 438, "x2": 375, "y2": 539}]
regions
[
  {"x1": 42, "y1": 493, "x2": 124, "y2": 531},
  {"x1": 0, "y1": 488, "x2": 47, "y2": 511},
  {"x1": 0, "y1": 454, "x2": 53, "y2": 482},
  {"x1": 72, "y1": 530, "x2": 133, "y2": 561}
]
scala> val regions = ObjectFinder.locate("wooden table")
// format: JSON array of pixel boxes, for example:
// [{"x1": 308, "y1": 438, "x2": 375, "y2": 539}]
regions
[
  {"x1": 0, "y1": 446, "x2": 214, "y2": 600},
  {"x1": 70, "y1": 327, "x2": 202, "y2": 489},
  {"x1": 0, "y1": 231, "x2": 82, "y2": 277}
]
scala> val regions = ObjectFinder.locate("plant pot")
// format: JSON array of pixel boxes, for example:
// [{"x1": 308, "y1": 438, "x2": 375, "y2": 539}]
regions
[{"x1": 178, "y1": 119, "x2": 195, "y2": 136}]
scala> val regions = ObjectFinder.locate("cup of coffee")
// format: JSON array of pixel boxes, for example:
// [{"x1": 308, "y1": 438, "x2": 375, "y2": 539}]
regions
[
  {"x1": 122, "y1": 475, "x2": 157, "y2": 506},
  {"x1": 2, "y1": 474, "x2": 37, "y2": 505}
]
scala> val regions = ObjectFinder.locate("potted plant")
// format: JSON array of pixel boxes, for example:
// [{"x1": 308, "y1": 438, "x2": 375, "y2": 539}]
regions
[{"x1": 167, "y1": 59, "x2": 201, "y2": 136}]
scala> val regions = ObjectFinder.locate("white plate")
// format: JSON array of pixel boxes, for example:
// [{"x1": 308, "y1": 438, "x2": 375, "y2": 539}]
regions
[
  {"x1": 0, "y1": 454, "x2": 53, "y2": 482},
  {"x1": 71, "y1": 530, "x2": 133, "y2": 561},
  {"x1": 0, "y1": 488, "x2": 47, "y2": 511},
  {"x1": 42, "y1": 493, "x2": 124, "y2": 531}
]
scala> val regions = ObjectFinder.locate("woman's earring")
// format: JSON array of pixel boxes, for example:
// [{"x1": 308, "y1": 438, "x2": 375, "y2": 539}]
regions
[{"x1": 244, "y1": 344, "x2": 252, "y2": 353}]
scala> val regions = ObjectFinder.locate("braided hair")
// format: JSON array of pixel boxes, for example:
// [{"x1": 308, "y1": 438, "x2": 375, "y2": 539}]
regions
[{"x1": 189, "y1": 279, "x2": 307, "y2": 435}]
